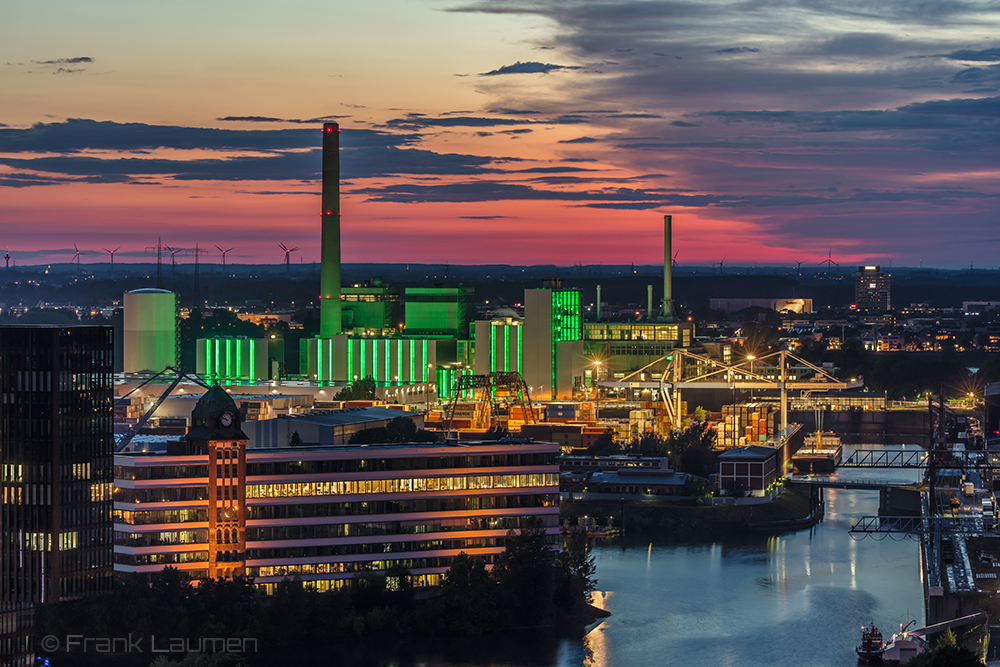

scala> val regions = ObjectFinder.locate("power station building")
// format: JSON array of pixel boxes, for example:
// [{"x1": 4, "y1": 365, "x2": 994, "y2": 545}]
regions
[
  {"x1": 523, "y1": 281, "x2": 585, "y2": 400},
  {"x1": 404, "y1": 286, "x2": 475, "y2": 338},
  {"x1": 123, "y1": 288, "x2": 177, "y2": 374}
]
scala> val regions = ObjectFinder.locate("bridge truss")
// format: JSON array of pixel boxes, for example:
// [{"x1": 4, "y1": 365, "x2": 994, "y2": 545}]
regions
[{"x1": 597, "y1": 348, "x2": 863, "y2": 432}]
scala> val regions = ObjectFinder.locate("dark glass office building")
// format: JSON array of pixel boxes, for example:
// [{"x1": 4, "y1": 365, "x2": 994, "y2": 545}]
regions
[{"x1": 0, "y1": 326, "x2": 114, "y2": 665}]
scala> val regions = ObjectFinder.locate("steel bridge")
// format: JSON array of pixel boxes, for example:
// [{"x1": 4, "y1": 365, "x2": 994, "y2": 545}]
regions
[
  {"x1": 597, "y1": 348, "x2": 863, "y2": 432},
  {"x1": 841, "y1": 449, "x2": 987, "y2": 469}
]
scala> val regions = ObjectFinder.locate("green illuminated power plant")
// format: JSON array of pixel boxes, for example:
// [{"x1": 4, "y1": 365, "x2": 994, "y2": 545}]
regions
[{"x1": 320, "y1": 122, "x2": 342, "y2": 337}]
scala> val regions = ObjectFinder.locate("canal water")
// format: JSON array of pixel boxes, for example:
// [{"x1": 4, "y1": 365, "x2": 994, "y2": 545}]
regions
[
  {"x1": 580, "y1": 445, "x2": 925, "y2": 667},
  {"x1": 346, "y1": 444, "x2": 926, "y2": 667}
]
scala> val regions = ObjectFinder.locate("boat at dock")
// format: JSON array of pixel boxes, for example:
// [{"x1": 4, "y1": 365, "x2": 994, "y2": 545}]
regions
[
  {"x1": 857, "y1": 622, "x2": 886, "y2": 664},
  {"x1": 793, "y1": 432, "x2": 843, "y2": 473}
]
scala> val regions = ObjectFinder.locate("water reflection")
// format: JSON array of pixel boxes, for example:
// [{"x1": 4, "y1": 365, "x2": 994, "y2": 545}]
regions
[{"x1": 273, "y1": 447, "x2": 924, "y2": 667}]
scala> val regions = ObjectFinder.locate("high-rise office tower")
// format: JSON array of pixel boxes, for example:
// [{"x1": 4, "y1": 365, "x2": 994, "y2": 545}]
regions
[
  {"x1": 0, "y1": 326, "x2": 114, "y2": 663},
  {"x1": 854, "y1": 266, "x2": 891, "y2": 311}
]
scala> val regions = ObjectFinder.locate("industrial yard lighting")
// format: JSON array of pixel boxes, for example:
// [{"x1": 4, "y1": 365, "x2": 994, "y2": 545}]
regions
[
  {"x1": 593, "y1": 360, "x2": 602, "y2": 416},
  {"x1": 747, "y1": 355, "x2": 756, "y2": 401}
]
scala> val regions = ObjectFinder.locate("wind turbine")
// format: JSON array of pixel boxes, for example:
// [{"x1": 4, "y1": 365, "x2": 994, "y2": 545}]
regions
[
  {"x1": 793, "y1": 259, "x2": 804, "y2": 276},
  {"x1": 4, "y1": 250, "x2": 10, "y2": 270},
  {"x1": 103, "y1": 247, "x2": 120, "y2": 279},
  {"x1": 671, "y1": 250, "x2": 679, "y2": 268},
  {"x1": 278, "y1": 243, "x2": 299, "y2": 276},
  {"x1": 73, "y1": 244, "x2": 85, "y2": 270},
  {"x1": 716, "y1": 255, "x2": 727, "y2": 274},
  {"x1": 216, "y1": 245, "x2": 234, "y2": 275},
  {"x1": 165, "y1": 245, "x2": 181, "y2": 279},
  {"x1": 820, "y1": 249, "x2": 838, "y2": 274}
]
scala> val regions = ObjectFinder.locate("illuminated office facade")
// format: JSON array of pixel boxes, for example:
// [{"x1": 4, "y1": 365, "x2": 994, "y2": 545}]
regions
[
  {"x1": 0, "y1": 326, "x2": 114, "y2": 664},
  {"x1": 113, "y1": 438, "x2": 559, "y2": 592},
  {"x1": 854, "y1": 265, "x2": 891, "y2": 312}
]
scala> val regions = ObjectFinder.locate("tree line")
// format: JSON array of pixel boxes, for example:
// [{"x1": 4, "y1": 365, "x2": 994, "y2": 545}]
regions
[{"x1": 37, "y1": 521, "x2": 597, "y2": 664}]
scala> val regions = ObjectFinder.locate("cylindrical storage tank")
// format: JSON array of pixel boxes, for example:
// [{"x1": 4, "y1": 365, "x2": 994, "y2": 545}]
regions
[{"x1": 123, "y1": 289, "x2": 177, "y2": 373}]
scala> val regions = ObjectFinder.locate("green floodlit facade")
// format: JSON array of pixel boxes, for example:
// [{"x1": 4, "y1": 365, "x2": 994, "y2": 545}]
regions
[
  {"x1": 404, "y1": 287, "x2": 475, "y2": 338},
  {"x1": 123, "y1": 289, "x2": 177, "y2": 374},
  {"x1": 435, "y1": 366, "x2": 474, "y2": 401},
  {"x1": 196, "y1": 337, "x2": 269, "y2": 382},
  {"x1": 473, "y1": 318, "x2": 523, "y2": 376},
  {"x1": 523, "y1": 288, "x2": 584, "y2": 400},
  {"x1": 304, "y1": 336, "x2": 442, "y2": 386},
  {"x1": 341, "y1": 283, "x2": 400, "y2": 333},
  {"x1": 582, "y1": 321, "x2": 695, "y2": 378}
]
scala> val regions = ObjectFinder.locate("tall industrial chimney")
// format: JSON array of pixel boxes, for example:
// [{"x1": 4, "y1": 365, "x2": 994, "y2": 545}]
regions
[
  {"x1": 596, "y1": 285, "x2": 601, "y2": 322},
  {"x1": 660, "y1": 214, "x2": 674, "y2": 321},
  {"x1": 320, "y1": 123, "x2": 342, "y2": 337},
  {"x1": 647, "y1": 285, "x2": 653, "y2": 320}
]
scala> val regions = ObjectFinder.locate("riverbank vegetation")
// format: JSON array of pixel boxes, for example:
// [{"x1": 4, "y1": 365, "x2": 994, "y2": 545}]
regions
[
  {"x1": 586, "y1": 417, "x2": 717, "y2": 477},
  {"x1": 37, "y1": 522, "x2": 601, "y2": 664}
]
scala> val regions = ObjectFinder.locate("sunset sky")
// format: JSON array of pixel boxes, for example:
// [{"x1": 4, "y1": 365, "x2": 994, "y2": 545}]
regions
[{"x1": 3, "y1": 0, "x2": 1000, "y2": 268}]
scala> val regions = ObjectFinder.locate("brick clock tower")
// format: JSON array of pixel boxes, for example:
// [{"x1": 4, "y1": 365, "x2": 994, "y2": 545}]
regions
[{"x1": 187, "y1": 385, "x2": 248, "y2": 579}]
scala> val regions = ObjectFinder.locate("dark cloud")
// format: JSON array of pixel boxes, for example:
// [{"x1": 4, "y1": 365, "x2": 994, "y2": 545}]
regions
[
  {"x1": 384, "y1": 113, "x2": 593, "y2": 129},
  {"x1": 217, "y1": 115, "x2": 349, "y2": 124},
  {"x1": 385, "y1": 116, "x2": 529, "y2": 129},
  {"x1": 459, "y1": 215, "x2": 514, "y2": 219},
  {"x1": 715, "y1": 47, "x2": 759, "y2": 54},
  {"x1": 558, "y1": 136, "x2": 599, "y2": 143},
  {"x1": 0, "y1": 120, "x2": 510, "y2": 185},
  {"x1": 480, "y1": 61, "x2": 581, "y2": 76},
  {"x1": 0, "y1": 142, "x2": 501, "y2": 183},
  {"x1": 900, "y1": 95, "x2": 1000, "y2": 116},
  {"x1": 33, "y1": 57, "x2": 94, "y2": 65},
  {"x1": 511, "y1": 166, "x2": 598, "y2": 173},
  {"x1": 945, "y1": 48, "x2": 1000, "y2": 62},
  {"x1": 0, "y1": 119, "x2": 416, "y2": 153},
  {"x1": 489, "y1": 108, "x2": 544, "y2": 115},
  {"x1": 671, "y1": 120, "x2": 700, "y2": 127}
]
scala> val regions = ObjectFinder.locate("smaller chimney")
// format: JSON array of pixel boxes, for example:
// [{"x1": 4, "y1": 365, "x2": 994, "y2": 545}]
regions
[
  {"x1": 596, "y1": 285, "x2": 602, "y2": 321},
  {"x1": 647, "y1": 285, "x2": 653, "y2": 320}
]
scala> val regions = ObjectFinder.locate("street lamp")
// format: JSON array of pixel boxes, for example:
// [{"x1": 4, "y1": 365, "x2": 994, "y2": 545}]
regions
[{"x1": 747, "y1": 355, "x2": 756, "y2": 401}]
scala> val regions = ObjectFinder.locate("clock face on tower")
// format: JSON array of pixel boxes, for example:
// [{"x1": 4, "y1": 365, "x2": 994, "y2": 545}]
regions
[{"x1": 220, "y1": 412, "x2": 234, "y2": 428}]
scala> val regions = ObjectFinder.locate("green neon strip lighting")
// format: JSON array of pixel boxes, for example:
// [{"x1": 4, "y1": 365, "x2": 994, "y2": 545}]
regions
[
  {"x1": 347, "y1": 338, "x2": 353, "y2": 382},
  {"x1": 214, "y1": 338, "x2": 220, "y2": 379},
  {"x1": 408, "y1": 340, "x2": 414, "y2": 382},
  {"x1": 372, "y1": 339, "x2": 378, "y2": 382},
  {"x1": 385, "y1": 339, "x2": 390, "y2": 383},
  {"x1": 422, "y1": 340, "x2": 428, "y2": 381},
  {"x1": 397, "y1": 341, "x2": 402, "y2": 384},
  {"x1": 328, "y1": 339, "x2": 334, "y2": 385},
  {"x1": 504, "y1": 326, "x2": 509, "y2": 372},
  {"x1": 360, "y1": 338, "x2": 366, "y2": 380},
  {"x1": 318, "y1": 338, "x2": 323, "y2": 382},
  {"x1": 203, "y1": 340, "x2": 210, "y2": 378},
  {"x1": 226, "y1": 339, "x2": 232, "y2": 380},
  {"x1": 236, "y1": 338, "x2": 242, "y2": 380},
  {"x1": 249, "y1": 339, "x2": 255, "y2": 381},
  {"x1": 489, "y1": 325, "x2": 496, "y2": 373},
  {"x1": 516, "y1": 325, "x2": 522, "y2": 374}
]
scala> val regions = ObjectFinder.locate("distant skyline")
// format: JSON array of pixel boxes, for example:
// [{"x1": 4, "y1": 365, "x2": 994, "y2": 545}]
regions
[{"x1": 3, "y1": 1, "x2": 1000, "y2": 268}]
